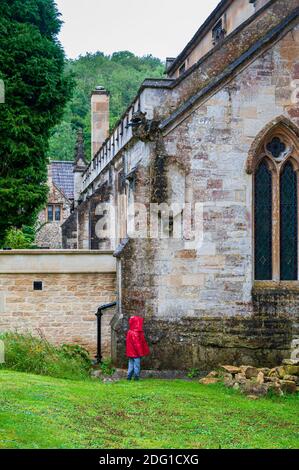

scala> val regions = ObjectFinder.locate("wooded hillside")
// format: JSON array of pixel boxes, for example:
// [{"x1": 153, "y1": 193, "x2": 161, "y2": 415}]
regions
[{"x1": 48, "y1": 51, "x2": 165, "y2": 161}]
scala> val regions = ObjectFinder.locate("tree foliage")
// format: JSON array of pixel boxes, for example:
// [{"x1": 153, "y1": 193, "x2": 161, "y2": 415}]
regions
[
  {"x1": 0, "y1": 0, "x2": 73, "y2": 242},
  {"x1": 2, "y1": 227, "x2": 34, "y2": 249},
  {"x1": 48, "y1": 51, "x2": 165, "y2": 161}
]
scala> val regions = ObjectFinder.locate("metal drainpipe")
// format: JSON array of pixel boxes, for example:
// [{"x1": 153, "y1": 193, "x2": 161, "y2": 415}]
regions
[{"x1": 95, "y1": 301, "x2": 117, "y2": 364}]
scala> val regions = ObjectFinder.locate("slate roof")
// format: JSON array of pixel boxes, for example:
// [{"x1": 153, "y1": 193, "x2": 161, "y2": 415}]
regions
[{"x1": 51, "y1": 161, "x2": 74, "y2": 200}]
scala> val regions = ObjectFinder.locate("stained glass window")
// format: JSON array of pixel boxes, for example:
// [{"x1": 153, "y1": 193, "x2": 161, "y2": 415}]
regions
[
  {"x1": 280, "y1": 162, "x2": 298, "y2": 280},
  {"x1": 266, "y1": 137, "x2": 286, "y2": 159},
  {"x1": 254, "y1": 160, "x2": 272, "y2": 280}
]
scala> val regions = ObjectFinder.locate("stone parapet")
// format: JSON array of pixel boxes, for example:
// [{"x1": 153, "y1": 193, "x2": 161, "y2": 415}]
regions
[{"x1": 0, "y1": 250, "x2": 116, "y2": 274}]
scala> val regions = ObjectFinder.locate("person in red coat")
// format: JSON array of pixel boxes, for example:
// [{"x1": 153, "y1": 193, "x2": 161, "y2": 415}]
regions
[{"x1": 126, "y1": 316, "x2": 150, "y2": 381}]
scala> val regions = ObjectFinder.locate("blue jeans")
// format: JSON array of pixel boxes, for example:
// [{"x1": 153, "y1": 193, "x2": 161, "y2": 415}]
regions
[{"x1": 127, "y1": 357, "x2": 141, "y2": 379}]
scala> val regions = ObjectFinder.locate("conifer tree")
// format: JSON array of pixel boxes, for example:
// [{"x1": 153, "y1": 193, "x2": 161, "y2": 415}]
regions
[{"x1": 0, "y1": 0, "x2": 73, "y2": 242}]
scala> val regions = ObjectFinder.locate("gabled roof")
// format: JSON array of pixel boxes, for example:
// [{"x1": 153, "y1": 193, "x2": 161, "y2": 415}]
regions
[{"x1": 51, "y1": 161, "x2": 74, "y2": 200}]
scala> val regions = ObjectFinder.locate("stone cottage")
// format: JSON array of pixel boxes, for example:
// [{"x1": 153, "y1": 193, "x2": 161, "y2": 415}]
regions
[
  {"x1": 62, "y1": 0, "x2": 299, "y2": 370},
  {"x1": 36, "y1": 131, "x2": 87, "y2": 248}
]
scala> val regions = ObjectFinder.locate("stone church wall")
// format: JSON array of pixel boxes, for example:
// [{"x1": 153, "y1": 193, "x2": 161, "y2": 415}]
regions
[
  {"x1": 113, "y1": 22, "x2": 299, "y2": 370},
  {"x1": 60, "y1": 1, "x2": 299, "y2": 371}
]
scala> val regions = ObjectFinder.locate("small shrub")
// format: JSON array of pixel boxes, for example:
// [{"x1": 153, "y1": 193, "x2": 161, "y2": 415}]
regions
[
  {"x1": 0, "y1": 332, "x2": 91, "y2": 380},
  {"x1": 60, "y1": 344, "x2": 91, "y2": 369},
  {"x1": 2, "y1": 227, "x2": 34, "y2": 249},
  {"x1": 100, "y1": 358, "x2": 116, "y2": 376},
  {"x1": 187, "y1": 368, "x2": 201, "y2": 379}
]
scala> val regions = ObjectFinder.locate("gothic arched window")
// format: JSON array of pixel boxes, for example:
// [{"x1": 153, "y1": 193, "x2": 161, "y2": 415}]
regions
[
  {"x1": 252, "y1": 122, "x2": 299, "y2": 281},
  {"x1": 280, "y1": 162, "x2": 298, "y2": 280},
  {"x1": 254, "y1": 160, "x2": 272, "y2": 280}
]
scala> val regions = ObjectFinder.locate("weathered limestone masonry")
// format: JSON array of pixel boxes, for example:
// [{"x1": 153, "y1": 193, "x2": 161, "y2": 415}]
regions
[
  {"x1": 63, "y1": 0, "x2": 299, "y2": 370},
  {"x1": 0, "y1": 251, "x2": 116, "y2": 356}
]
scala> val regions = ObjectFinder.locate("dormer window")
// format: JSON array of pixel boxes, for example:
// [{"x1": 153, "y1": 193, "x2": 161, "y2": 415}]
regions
[{"x1": 212, "y1": 19, "x2": 226, "y2": 45}]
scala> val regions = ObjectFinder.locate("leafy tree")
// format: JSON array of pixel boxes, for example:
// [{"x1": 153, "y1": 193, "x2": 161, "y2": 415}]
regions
[
  {"x1": 48, "y1": 51, "x2": 165, "y2": 161},
  {"x1": 2, "y1": 227, "x2": 34, "y2": 249},
  {"x1": 0, "y1": 0, "x2": 73, "y2": 243},
  {"x1": 48, "y1": 120, "x2": 77, "y2": 162}
]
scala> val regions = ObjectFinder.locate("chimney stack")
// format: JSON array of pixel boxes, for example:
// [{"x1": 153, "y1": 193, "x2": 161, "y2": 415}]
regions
[
  {"x1": 73, "y1": 129, "x2": 87, "y2": 207},
  {"x1": 91, "y1": 86, "x2": 110, "y2": 157}
]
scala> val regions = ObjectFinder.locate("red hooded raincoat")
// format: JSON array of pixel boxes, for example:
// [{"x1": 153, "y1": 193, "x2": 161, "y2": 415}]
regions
[{"x1": 126, "y1": 316, "x2": 150, "y2": 358}]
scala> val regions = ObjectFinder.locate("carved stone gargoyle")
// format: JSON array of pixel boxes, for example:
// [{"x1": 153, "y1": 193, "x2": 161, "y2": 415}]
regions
[{"x1": 129, "y1": 111, "x2": 160, "y2": 142}]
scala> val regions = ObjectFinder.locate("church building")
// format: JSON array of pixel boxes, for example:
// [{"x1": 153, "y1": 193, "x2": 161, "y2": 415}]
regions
[{"x1": 62, "y1": 0, "x2": 299, "y2": 370}]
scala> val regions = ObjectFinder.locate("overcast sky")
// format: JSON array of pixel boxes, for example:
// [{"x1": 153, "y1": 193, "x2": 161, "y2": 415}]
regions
[{"x1": 55, "y1": 0, "x2": 220, "y2": 60}]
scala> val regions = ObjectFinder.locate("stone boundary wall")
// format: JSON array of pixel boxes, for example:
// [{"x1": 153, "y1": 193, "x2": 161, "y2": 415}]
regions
[{"x1": 0, "y1": 251, "x2": 117, "y2": 357}]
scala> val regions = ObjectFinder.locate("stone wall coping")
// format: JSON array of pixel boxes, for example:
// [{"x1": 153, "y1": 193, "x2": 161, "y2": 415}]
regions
[
  {"x1": 0, "y1": 250, "x2": 116, "y2": 274},
  {"x1": 0, "y1": 250, "x2": 114, "y2": 255}
]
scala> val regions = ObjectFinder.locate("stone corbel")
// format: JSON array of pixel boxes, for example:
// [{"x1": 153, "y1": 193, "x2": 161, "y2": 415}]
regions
[{"x1": 129, "y1": 111, "x2": 160, "y2": 142}]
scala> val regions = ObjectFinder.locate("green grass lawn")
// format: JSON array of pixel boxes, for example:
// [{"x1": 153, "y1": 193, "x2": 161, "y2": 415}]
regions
[{"x1": 0, "y1": 370, "x2": 298, "y2": 449}]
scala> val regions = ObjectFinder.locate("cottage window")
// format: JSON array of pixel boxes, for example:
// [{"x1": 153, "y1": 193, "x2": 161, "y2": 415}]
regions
[
  {"x1": 47, "y1": 205, "x2": 54, "y2": 222},
  {"x1": 253, "y1": 125, "x2": 299, "y2": 280},
  {"x1": 47, "y1": 204, "x2": 62, "y2": 222},
  {"x1": 55, "y1": 205, "x2": 62, "y2": 222}
]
